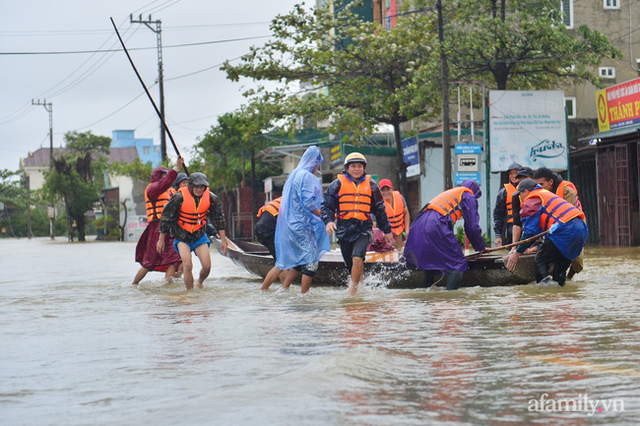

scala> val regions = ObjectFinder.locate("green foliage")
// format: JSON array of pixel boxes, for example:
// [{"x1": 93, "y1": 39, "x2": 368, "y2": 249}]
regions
[
  {"x1": 109, "y1": 157, "x2": 154, "y2": 182},
  {"x1": 446, "y1": 0, "x2": 622, "y2": 90},
  {"x1": 222, "y1": 0, "x2": 443, "y2": 196},
  {"x1": 42, "y1": 131, "x2": 112, "y2": 241},
  {"x1": 0, "y1": 169, "x2": 25, "y2": 206},
  {"x1": 194, "y1": 112, "x2": 281, "y2": 196},
  {"x1": 455, "y1": 225, "x2": 491, "y2": 249}
]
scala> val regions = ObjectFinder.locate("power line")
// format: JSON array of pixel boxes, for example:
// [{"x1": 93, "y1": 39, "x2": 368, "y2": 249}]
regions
[{"x1": 0, "y1": 34, "x2": 271, "y2": 55}]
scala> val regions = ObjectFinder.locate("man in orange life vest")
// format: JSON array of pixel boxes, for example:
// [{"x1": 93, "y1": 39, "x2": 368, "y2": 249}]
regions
[
  {"x1": 322, "y1": 152, "x2": 394, "y2": 295},
  {"x1": 506, "y1": 179, "x2": 588, "y2": 287},
  {"x1": 492, "y1": 162, "x2": 521, "y2": 247},
  {"x1": 533, "y1": 166, "x2": 584, "y2": 278},
  {"x1": 377, "y1": 179, "x2": 410, "y2": 249},
  {"x1": 132, "y1": 158, "x2": 184, "y2": 285},
  {"x1": 257, "y1": 197, "x2": 289, "y2": 289},
  {"x1": 158, "y1": 172, "x2": 228, "y2": 290},
  {"x1": 404, "y1": 179, "x2": 486, "y2": 290}
]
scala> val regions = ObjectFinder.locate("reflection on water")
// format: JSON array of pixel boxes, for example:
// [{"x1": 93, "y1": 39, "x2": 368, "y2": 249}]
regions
[{"x1": 1, "y1": 239, "x2": 639, "y2": 425}]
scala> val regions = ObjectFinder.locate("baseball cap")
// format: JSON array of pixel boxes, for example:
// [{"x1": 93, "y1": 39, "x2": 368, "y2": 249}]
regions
[
  {"x1": 516, "y1": 167, "x2": 534, "y2": 179},
  {"x1": 507, "y1": 162, "x2": 522, "y2": 171},
  {"x1": 378, "y1": 179, "x2": 393, "y2": 189},
  {"x1": 513, "y1": 178, "x2": 537, "y2": 196}
]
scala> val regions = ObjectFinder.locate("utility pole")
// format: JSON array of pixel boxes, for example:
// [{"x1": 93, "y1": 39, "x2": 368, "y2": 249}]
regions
[
  {"x1": 130, "y1": 14, "x2": 167, "y2": 162},
  {"x1": 437, "y1": 0, "x2": 453, "y2": 190},
  {"x1": 32, "y1": 99, "x2": 55, "y2": 240}
]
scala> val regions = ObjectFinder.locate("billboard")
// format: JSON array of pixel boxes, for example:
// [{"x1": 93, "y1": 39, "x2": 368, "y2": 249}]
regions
[
  {"x1": 489, "y1": 90, "x2": 568, "y2": 171},
  {"x1": 596, "y1": 78, "x2": 640, "y2": 132}
]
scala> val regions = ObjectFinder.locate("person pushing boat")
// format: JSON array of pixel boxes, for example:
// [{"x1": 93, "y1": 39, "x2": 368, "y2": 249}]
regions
[
  {"x1": 404, "y1": 179, "x2": 487, "y2": 291},
  {"x1": 132, "y1": 158, "x2": 184, "y2": 285},
  {"x1": 506, "y1": 178, "x2": 587, "y2": 287},
  {"x1": 157, "y1": 172, "x2": 228, "y2": 290},
  {"x1": 321, "y1": 152, "x2": 394, "y2": 295},
  {"x1": 269, "y1": 146, "x2": 330, "y2": 293}
]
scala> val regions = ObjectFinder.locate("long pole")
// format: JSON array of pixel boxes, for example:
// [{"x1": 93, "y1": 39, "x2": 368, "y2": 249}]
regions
[
  {"x1": 110, "y1": 18, "x2": 188, "y2": 175},
  {"x1": 466, "y1": 229, "x2": 550, "y2": 258},
  {"x1": 437, "y1": 0, "x2": 453, "y2": 190}
]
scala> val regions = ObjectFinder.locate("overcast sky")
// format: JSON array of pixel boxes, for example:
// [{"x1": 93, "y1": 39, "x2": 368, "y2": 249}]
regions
[{"x1": 0, "y1": 0, "x2": 303, "y2": 173}]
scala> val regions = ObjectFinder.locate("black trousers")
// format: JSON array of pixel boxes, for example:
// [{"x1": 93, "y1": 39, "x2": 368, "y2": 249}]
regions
[
  {"x1": 535, "y1": 238, "x2": 572, "y2": 286},
  {"x1": 423, "y1": 270, "x2": 464, "y2": 291}
]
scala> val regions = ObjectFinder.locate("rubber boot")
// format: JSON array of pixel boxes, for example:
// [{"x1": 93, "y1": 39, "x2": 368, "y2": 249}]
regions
[{"x1": 446, "y1": 270, "x2": 464, "y2": 291}]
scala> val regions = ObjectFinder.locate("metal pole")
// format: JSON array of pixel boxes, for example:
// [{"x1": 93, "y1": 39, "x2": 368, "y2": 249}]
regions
[
  {"x1": 32, "y1": 99, "x2": 55, "y2": 239},
  {"x1": 437, "y1": 0, "x2": 453, "y2": 190},
  {"x1": 130, "y1": 14, "x2": 167, "y2": 162}
]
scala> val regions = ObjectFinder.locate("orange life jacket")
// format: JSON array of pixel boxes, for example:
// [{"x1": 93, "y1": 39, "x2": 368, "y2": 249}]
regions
[
  {"x1": 257, "y1": 197, "x2": 282, "y2": 218},
  {"x1": 177, "y1": 186, "x2": 211, "y2": 233},
  {"x1": 525, "y1": 188, "x2": 585, "y2": 231},
  {"x1": 338, "y1": 174, "x2": 372, "y2": 221},
  {"x1": 504, "y1": 183, "x2": 517, "y2": 223},
  {"x1": 145, "y1": 184, "x2": 173, "y2": 223},
  {"x1": 556, "y1": 180, "x2": 583, "y2": 212},
  {"x1": 427, "y1": 187, "x2": 473, "y2": 224},
  {"x1": 384, "y1": 190, "x2": 405, "y2": 235}
]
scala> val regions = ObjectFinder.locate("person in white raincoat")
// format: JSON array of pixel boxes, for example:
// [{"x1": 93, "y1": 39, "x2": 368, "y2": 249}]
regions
[{"x1": 272, "y1": 145, "x2": 330, "y2": 293}]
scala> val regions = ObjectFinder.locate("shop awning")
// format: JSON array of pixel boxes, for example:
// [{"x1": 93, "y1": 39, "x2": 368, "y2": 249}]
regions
[{"x1": 578, "y1": 124, "x2": 640, "y2": 144}]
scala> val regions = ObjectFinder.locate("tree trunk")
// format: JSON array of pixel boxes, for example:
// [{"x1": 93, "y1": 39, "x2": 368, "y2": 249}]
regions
[{"x1": 392, "y1": 121, "x2": 411, "y2": 211}]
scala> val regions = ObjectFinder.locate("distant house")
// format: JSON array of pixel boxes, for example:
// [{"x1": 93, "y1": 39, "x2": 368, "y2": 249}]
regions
[
  {"x1": 111, "y1": 130, "x2": 161, "y2": 167},
  {"x1": 20, "y1": 146, "x2": 139, "y2": 191},
  {"x1": 19, "y1": 145, "x2": 146, "y2": 242}
]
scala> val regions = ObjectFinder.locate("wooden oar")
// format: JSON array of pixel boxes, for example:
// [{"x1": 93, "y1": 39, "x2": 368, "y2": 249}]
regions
[{"x1": 466, "y1": 229, "x2": 550, "y2": 258}]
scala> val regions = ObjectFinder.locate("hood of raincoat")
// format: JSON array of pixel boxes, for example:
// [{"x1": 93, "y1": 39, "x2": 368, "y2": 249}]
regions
[
  {"x1": 150, "y1": 166, "x2": 169, "y2": 183},
  {"x1": 298, "y1": 145, "x2": 323, "y2": 173},
  {"x1": 173, "y1": 172, "x2": 188, "y2": 188},
  {"x1": 552, "y1": 171, "x2": 564, "y2": 184},
  {"x1": 461, "y1": 179, "x2": 482, "y2": 199}
]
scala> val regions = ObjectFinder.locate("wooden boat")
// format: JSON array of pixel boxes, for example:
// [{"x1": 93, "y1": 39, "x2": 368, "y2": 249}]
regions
[{"x1": 212, "y1": 237, "x2": 537, "y2": 288}]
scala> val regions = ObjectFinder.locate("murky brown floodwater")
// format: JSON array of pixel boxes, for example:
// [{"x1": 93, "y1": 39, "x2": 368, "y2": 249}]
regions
[{"x1": 1, "y1": 238, "x2": 639, "y2": 425}]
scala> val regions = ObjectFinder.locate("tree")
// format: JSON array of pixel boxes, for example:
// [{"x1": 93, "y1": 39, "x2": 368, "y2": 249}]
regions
[
  {"x1": 109, "y1": 157, "x2": 154, "y2": 182},
  {"x1": 193, "y1": 112, "x2": 281, "y2": 222},
  {"x1": 223, "y1": 0, "x2": 442, "y2": 202},
  {"x1": 42, "y1": 131, "x2": 111, "y2": 242},
  {"x1": 446, "y1": 0, "x2": 622, "y2": 90}
]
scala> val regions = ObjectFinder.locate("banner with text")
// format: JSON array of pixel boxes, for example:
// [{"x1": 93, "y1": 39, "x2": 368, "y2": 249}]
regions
[
  {"x1": 402, "y1": 136, "x2": 420, "y2": 178},
  {"x1": 489, "y1": 90, "x2": 568, "y2": 171},
  {"x1": 596, "y1": 78, "x2": 640, "y2": 132}
]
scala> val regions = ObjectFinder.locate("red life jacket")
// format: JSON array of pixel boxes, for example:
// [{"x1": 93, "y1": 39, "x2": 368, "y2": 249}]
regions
[
  {"x1": 384, "y1": 190, "x2": 405, "y2": 235},
  {"x1": 177, "y1": 186, "x2": 211, "y2": 233},
  {"x1": 145, "y1": 184, "x2": 173, "y2": 223},
  {"x1": 427, "y1": 187, "x2": 473, "y2": 224},
  {"x1": 338, "y1": 174, "x2": 372, "y2": 221},
  {"x1": 525, "y1": 188, "x2": 585, "y2": 231},
  {"x1": 504, "y1": 183, "x2": 516, "y2": 223},
  {"x1": 556, "y1": 180, "x2": 583, "y2": 212},
  {"x1": 257, "y1": 197, "x2": 282, "y2": 218}
]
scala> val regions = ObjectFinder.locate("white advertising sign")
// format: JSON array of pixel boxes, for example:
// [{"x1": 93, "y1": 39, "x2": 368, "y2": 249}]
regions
[{"x1": 489, "y1": 90, "x2": 568, "y2": 171}]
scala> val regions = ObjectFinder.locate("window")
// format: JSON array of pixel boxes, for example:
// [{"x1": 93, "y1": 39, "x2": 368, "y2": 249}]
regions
[
  {"x1": 561, "y1": 0, "x2": 573, "y2": 28},
  {"x1": 599, "y1": 67, "x2": 616, "y2": 79},
  {"x1": 604, "y1": 0, "x2": 619, "y2": 9},
  {"x1": 565, "y1": 97, "x2": 576, "y2": 119},
  {"x1": 143, "y1": 146, "x2": 150, "y2": 155}
]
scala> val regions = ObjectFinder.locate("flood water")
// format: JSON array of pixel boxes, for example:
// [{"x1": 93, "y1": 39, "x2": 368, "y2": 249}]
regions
[{"x1": 1, "y1": 238, "x2": 639, "y2": 425}]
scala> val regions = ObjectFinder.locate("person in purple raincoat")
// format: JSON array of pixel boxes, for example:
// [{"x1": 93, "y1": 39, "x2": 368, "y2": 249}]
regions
[{"x1": 404, "y1": 179, "x2": 486, "y2": 290}]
